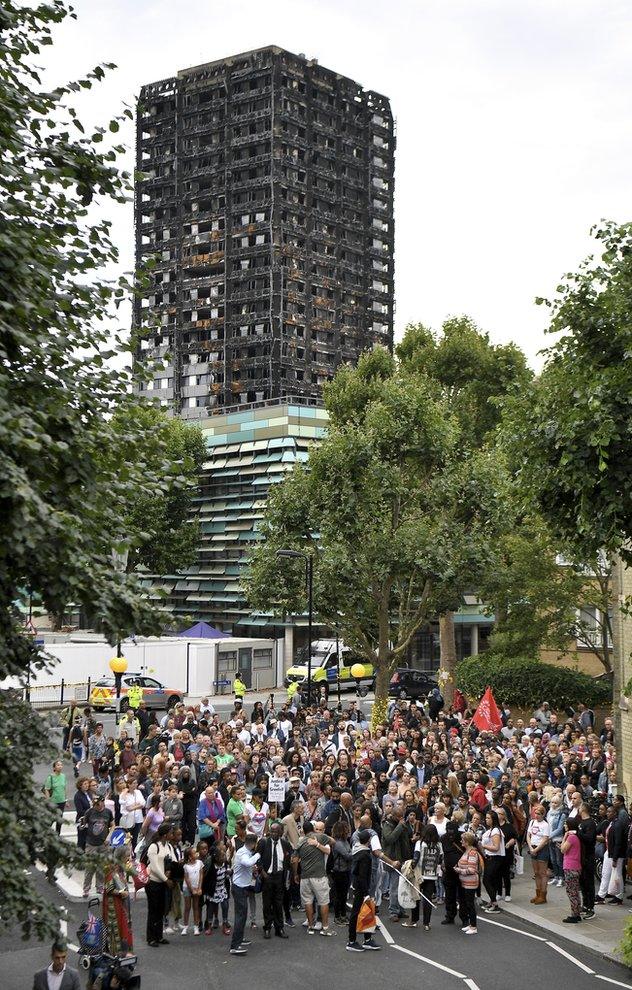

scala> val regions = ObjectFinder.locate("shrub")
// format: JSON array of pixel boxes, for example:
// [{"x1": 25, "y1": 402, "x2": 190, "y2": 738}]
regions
[
  {"x1": 619, "y1": 916, "x2": 632, "y2": 968},
  {"x1": 456, "y1": 654, "x2": 611, "y2": 710}
]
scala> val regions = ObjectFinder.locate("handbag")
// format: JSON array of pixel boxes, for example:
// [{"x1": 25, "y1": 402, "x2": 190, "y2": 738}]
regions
[
  {"x1": 120, "y1": 811, "x2": 135, "y2": 830},
  {"x1": 514, "y1": 851, "x2": 524, "y2": 876},
  {"x1": 132, "y1": 861, "x2": 149, "y2": 891},
  {"x1": 198, "y1": 822, "x2": 214, "y2": 839}
]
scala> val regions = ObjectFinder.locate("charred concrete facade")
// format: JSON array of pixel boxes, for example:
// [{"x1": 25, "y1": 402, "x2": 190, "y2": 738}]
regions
[{"x1": 134, "y1": 46, "x2": 395, "y2": 416}]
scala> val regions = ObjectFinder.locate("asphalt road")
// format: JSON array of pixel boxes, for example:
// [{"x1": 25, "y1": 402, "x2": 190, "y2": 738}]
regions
[{"x1": 6, "y1": 871, "x2": 632, "y2": 990}]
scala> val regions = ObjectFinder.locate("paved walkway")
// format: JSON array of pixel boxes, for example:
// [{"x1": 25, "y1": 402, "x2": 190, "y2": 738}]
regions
[{"x1": 501, "y1": 872, "x2": 629, "y2": 962}]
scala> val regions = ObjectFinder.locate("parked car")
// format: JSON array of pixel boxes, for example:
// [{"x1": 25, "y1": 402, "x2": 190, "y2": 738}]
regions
[
  {"x1": 89, "y1": 673, "x2": 182, "y2": 712},
  {"x1": 388, "y1": 668, "x2": 437, "y2": 701}
]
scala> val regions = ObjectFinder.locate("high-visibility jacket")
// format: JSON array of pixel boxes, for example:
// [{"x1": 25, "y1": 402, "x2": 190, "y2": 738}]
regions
[
  {"x1": 233, "y1": 676, "x2": 246, "y2": 699},
  {"x1": 127, "y1": 685, "x2": 143, "y2": 710}
]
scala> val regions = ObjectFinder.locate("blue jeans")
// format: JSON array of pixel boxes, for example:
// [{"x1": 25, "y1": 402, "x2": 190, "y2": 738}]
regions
[
  {"x1": 231, "y1": 886, "x2": 249, "y2": 950},
  {"x1": 549, "y1": 842, "x2": 564, "y2": 880},
  {"x1": 388, "y1": 865, "x2": 403, "y2": 917}
]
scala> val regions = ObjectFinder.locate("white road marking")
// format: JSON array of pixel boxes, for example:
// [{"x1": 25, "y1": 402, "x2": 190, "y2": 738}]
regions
[
  {"x1": 393, "y1": 943, "x2": 467, "y2": 979},
  {"x1": 545, "y1": 941, "x2": 595, "y2": 974},
  {"x1": 478, "y1": 916, "x2": 547, "y2": 941},
  {"x1": 376, "y1": 917, "x2": 395, "y2": 945},
  {"x1": 594, "y1": 976, "x2": 632, "y2": 990},
  {"x1": 463, "y1": 980, "x2": 481, "y2": 990}
]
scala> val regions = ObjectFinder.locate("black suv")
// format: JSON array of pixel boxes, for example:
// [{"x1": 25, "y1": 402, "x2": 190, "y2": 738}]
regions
[{"x1": 388, "y1": 668, "x2": 437, "y2": 701}]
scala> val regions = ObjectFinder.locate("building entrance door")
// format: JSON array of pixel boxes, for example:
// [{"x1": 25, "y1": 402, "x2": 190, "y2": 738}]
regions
[{"x1": 239, "y1": 648, "x2": 253, "y2": 688}]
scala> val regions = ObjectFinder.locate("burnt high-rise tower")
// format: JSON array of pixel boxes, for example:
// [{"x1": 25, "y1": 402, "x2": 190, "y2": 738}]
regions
[{"x1": 134, "y1": 46, "x2": 395, "y2": 417}]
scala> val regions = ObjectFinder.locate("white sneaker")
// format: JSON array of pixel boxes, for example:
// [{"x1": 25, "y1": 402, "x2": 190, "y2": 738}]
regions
[
  {"x1": 547, "y1": 878, "x2": 557, "y2": 885},
  {"x1": 314, "y1": 921, "x2": 323, "y2": 931},
  {"x1": 464, "y1": 927, "x2": 477, "y2": 935},
  {"x1": 193, "y1": 925, "x2": 200, "y2": 936},
  {"x1": 302, "y1": 919, "x2": 309, "y2": 927},
  {"x1": 164, "y1": 927, "x2": 175, "y2": 935},
  {"x1": 556, "y1": 879, "x2": 564, "y2": 888},
  {"x1": 462, "y1": 926, "x2": 473, "y2": 933},
  {"x1": 181, "y1": 927, "x2": 189, "y2": 936},
  {"x1": 504, "y1": 896, "x2": 512, "y2": 902}
]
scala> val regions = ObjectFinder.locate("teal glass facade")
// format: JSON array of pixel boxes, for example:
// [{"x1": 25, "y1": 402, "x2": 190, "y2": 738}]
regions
[{"x1": 156, "y1": 401, "x2": 328, "y2": 633}]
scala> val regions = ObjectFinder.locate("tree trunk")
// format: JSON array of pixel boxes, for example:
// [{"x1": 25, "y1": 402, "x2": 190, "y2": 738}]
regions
[
  {"x1": 439, "y1": 611, "x2": 457, "y2": 706},
  {"x1": 372, "y1": 599, "x2": 391, "y2": 730},
  {"x1": 373, "y1": 662, "x2": 391, "y2": 730}
]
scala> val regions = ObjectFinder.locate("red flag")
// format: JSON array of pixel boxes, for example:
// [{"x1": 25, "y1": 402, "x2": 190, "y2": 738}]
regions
[{"x1": 471, "y1": 686, "x2": 502, "y2": 733}]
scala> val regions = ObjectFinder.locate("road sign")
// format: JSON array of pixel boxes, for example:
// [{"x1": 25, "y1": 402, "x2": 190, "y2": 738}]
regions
[{"x1": 213, "y1": 679, "x2": 231, "y2": 686}]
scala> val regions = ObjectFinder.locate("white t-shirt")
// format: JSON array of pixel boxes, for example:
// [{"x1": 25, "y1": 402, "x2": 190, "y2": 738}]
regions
[
  {"x1": 429, "y1": 816, "x2": 448, "y2": 838},
  {"x1": 527, "y1": 819, "x2": 551, "y2": 849},
  {"x1": 369, "y1": 834, "x2": 382, "y2": 853},
  {"x1": 248, "y1": 802, "x2": 270, "y2": 837},
  {"x1": 481, "y1": 826, "x2": 505, "y2": 857},
  {"x1": 184, "y1": 860, "x2": 203, "y2": 892},
  {"x1": 120, "y1": 789, "x2": 146, "y2": 825}
]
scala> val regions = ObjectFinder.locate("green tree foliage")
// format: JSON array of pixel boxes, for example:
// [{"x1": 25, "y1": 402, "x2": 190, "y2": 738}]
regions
[
  {"x1": 396, "y1": 317, "x2": 532, "y2": 697},
  {"x1": 0, "y1": 1, "x2": 194, "y2": 937},
  {"x1": 504, "y1": 222, "x2": 632, "y2": 562},
  {"x1": 397, "y1": 316, "x2": 531, "y2": 447},
  {"x1": 479, "y1": 518, "x2": 613, "y2": 672},
  {"x1": 456, "y1": 655, "x2": 610, "y2": 710},
  {"x1": 111, "y1": 406, "x2": 207, "y2": 575},
  {"x1": 247, "y1": 348, "x2": 505, "y2": 719}
]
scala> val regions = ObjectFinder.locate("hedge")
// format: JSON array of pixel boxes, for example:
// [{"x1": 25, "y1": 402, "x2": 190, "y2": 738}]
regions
[{"x1": 456, "y1": 654, "x2": 611, "y2": 710}]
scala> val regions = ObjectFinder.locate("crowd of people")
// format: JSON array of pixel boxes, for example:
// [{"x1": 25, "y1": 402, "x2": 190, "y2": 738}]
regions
[{"x1": 49, "y1": 683, "x2": 629, "y2": 960}]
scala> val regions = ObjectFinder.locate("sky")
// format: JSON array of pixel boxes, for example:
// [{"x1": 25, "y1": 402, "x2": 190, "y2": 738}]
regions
[{"x1": 39, "y1": 0, "x2": 632, "y2": 368}]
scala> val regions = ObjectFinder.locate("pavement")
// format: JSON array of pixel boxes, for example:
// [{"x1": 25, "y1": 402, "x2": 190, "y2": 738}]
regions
[{"x1": 500, "y1": 871, "x2": 629, "y2": 962}]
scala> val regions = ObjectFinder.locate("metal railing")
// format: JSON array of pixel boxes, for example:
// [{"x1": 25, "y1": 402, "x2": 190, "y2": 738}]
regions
[{"x1": 24, "y1": 679, "x2": 92, "y2": 710}]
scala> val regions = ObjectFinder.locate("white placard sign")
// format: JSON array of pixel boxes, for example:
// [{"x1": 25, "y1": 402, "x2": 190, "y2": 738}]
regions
[{"x1": 267, "y1": 777, "x2": 286, "y2": 805}]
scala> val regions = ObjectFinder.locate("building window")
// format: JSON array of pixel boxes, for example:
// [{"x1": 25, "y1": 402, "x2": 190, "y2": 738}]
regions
[{"x1": 253, "y1": 649, "x2": 273, "y2": 669}]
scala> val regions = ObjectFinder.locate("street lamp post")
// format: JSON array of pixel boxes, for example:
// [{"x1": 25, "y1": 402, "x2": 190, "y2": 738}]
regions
[
  {"x1": 276, "y1": 549, "x2": 314, "y2": 706},
  {"x1": 109, "y1": 655, "x2": 128, "y2": 726}
]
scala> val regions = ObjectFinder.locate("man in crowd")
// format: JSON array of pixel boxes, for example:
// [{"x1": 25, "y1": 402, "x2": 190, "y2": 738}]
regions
[{"x1": 33, "y1": 940, "x2": 81, "y2": 990}]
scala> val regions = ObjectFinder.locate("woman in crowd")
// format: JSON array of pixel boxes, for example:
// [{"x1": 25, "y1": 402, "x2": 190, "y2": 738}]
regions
[
  {"x1": 403, "y1": 824, "x2": 443, "y2": 931},
  {"x1": 546, "y1": 791, "x2": 567, "y2": 887},
  {"x1": 496, "y1": 807, "x2": 517, "y2": 902},
  {"x1": 479, "y1": 810, "x2": 505, "y2": 914},
  {"x1": 74, "y1": 777, "x2": 91, "y2": 851},
  {"x1": 330, "y1": 821, "x2": 352, "y2": 925},
  {"x1": 44, "y1": 760, "x2": 67, "y2": 834},
  {"x1": 560, "y1": 818, "x2": 583, "y2": 923},
  {"x1": 455, "y1": 831, "x2": 482, "y2": 934},
  {"x1": 103, "y1": 845, "x2": 134, "y2": 955},
  {"x1": 526, "y1": 805, "x2": 551, "y2": 904},
  {"x1": 140, "y1": 793, "x2": 165, "y2": 851},
  {"x1": 119, "y1": 775, "x2": 146, "y2": 848}
]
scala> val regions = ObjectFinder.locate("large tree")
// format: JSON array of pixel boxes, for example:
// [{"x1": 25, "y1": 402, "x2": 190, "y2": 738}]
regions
[
  {"x1": 396, "y1": 317, "x2": 531, "y2": 699},
  {"x1": 505, "y1": 221, "x2": 632, "y2": 561},
  {"x1": 0, "y1": 1, "x2": 189, "y2": 937},
  {"x1": 479, "y1": 516, "x2": 613, "y2": 673},
  {"x1": 111, "y1": 406, "x2": 207, "y2": 577},
  {"x1": 247, "y1": 347, "x2": 505, "y2": 723}
]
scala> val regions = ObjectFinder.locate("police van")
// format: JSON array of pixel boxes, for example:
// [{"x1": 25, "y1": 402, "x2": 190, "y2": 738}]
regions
[{"x1": 284, "y1": 640, "x2": 375, "y2": 696}]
